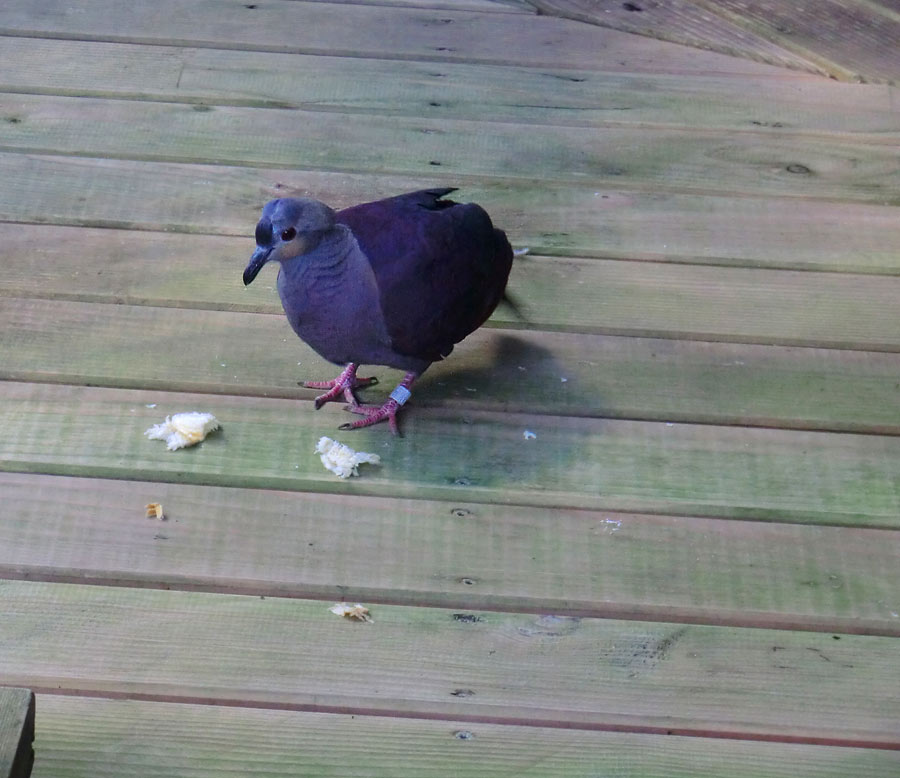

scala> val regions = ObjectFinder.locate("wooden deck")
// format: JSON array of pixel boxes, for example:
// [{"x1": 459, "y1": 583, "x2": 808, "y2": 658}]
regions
[{"x1": 1, "y1": 1, "x2": 899, "y2": 774}]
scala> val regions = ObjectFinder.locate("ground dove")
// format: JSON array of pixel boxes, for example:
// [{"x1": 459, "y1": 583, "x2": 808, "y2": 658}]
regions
[{"x1": 243, "y1": 187, "x2": 514, "y2": 434}]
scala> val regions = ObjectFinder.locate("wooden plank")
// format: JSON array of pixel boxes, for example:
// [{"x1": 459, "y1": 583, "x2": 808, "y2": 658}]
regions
[
  {"x1": 1, "y1": 382, "x2": 898, "y2": 526},
  {"x1": 4, "y1": 225, "x2": 900, "y2": 351},
  {"x1": 3, "y1": 94, "x2": 899, "y2": 203},
  {"x1": 4, "y1": 581, "x2": 900, "y2": 745},
  {"x1": 3, "y1": 154, "x2": 900, "y2": 275},
  {"x1": 0, "y1": 688, "x2": 34, "y2": 778},
  {"x1": 298, "y1": 0, "x2": 532, "y2": 12},
  {"x1": 3, "y1": 37, "x2": 897, "y2": 134},
  {"x1": 34, "y1": 694, "x2": 900, "y2": 777},
  {"x1": 0, "y1": 0, "x2": 820, "y2": 75},
  {"x1": 3, "y1": 471, "x2": 900, "y2": 634},
  {"x1": 691, "y1": 0, "x2": 900, "y2": 84},
  {"x1": 2, "y1": 298, "x2": 900, "y2": 434},
  {"x1": 531, "y1": 0, "x2": 900, "y2": 85},
  {"x1": 528, "y1": 0, "x2": 824, "y2": 75}
]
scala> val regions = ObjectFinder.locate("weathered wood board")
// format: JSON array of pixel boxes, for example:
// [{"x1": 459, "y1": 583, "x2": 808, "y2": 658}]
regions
[
  {"x1": 4, "y1": 232, "x2": 900, "y2": 350},
  {"x1": 2, "y1": 0, "x2": 899, "y2": 771},
  {"x1": 691, "y1": 0, "x2": 900, "y2": 84},
  {"x1": 3, "y1": 471, "x2": 899, "y2": 634},
  {"x1": 0, "y1": 0, "x2": 819, "y2": 75},
  {"x1": 4, "y1": 581, "x2": 900, "y2": 746},
  {"x1": 3, "y1": 297, "x2": 899, "y2": 433},
  {"x1": 531, "y1": 0, "x2": 900, "y2": 84},
  {"x1": 31, "y1": 694, "x2": 900, "y2": 777},
  {"x1": 3, "y1": 93, "x2": 898, "y2": 203},
  {"x1": 527, "y1": 0, "x2": 825, "y2": 74},
  {"x1": 1, "y1": 382, "x2": 898, "y2": 525},
  {"x1": 5, "y1": 155, "x2": 900, "y2": 274},
  {"x1": 3, "y1": 37, "x2": 897, "y2": 134}
]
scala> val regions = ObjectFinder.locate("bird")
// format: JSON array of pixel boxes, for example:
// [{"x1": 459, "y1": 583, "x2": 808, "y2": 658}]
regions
[{"x1": 243, "y1": 187, "x2": 514, "y2": 435}]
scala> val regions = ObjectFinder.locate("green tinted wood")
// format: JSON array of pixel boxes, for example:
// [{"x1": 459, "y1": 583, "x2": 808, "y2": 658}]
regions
[
  {"x1": 4, "y1": 229, "x2": 900, "y2": 350},
  {"x1": 4, "y1": 581, "x2": 900, "y2": 745},
  {"x1": 34, "y1": 694, "x2": 900, "y2": 778},
  {"x1": 0, "y1": 0, "x2": 810, "y2": 75},
  {"x1": 3, "y1": 472, "x2": 900, "y2": 633},
  {"x1": 2, "y1": 298, "x2": 899, "y2": 433},
  {"x1": 4, "y1": 155, "x2": 899, "y2": 273},
  {"x1": 2, "y1": 93, "x2": 898, "y2": 202},
  {"x1": 4, "y1": 37, "x2": 895, "y2": 133},
  {"x1": 1, "y1": 382, "x2": 898, "y2": 525}
]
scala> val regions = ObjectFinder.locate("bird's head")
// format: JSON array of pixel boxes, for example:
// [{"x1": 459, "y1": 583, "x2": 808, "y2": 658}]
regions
[{"x1": 243, "y1": 198, "x2": 337, "y2": 285}]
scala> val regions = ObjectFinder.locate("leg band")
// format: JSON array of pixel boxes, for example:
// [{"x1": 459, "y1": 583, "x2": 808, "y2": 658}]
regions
[{"x1": 390, "y1": 385, "x2": 412, "y2": 406}]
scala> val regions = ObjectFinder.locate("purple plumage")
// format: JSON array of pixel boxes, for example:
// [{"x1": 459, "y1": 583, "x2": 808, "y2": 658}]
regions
[{"x1": 243, "y1": 188, "x2": 513, "y2": 434}]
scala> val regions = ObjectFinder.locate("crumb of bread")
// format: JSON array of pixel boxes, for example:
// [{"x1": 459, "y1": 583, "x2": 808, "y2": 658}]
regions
[
  {"x1": 329, "y1": 603, "x2": 373, "y2": 622},
  {"x1": 145, "y1": 502, "x2": 165, "y2": 520},
  {"x1": 145, "y1": 412, "x2": 220, "y2": 450},
  {"x1": 315, "y1": 436, "x2": 381, "y2": 478}
]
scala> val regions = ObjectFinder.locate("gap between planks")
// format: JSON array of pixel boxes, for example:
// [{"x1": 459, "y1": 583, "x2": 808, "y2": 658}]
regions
[
  {"x1": 7, "y1": 567, "x2": 900, "y2": 638},
  {"x1": 21, "y1": 686, "x2": 900, "y2": 751}
]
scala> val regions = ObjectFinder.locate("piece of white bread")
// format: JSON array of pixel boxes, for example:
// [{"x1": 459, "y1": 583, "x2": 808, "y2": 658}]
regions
[
  {"x1": 145, "y1": 412, "x2": 220, "y2": 451},
  {"x1": 315, "y1": 436, "x2": 381, "y2": 478}
]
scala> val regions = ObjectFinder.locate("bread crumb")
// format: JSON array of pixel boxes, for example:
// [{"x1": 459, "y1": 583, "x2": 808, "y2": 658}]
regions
[
  {"x1": 329, "y1": 603, "x2": 373, "y2": 622},
  {"x1": 145, "y1": 502, "x2": 165, "y2": 520},
  {"x1": 146, "y1": 412, "x2": 220, "y2": 450},
  {"x1": 315, "y1": 436, "x2": 381, "y2": 478}
]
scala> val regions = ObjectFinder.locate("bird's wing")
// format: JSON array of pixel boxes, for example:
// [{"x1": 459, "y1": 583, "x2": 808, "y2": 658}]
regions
[{"x1": 336, "y1": 189, "x2": 513, "y2": 362}]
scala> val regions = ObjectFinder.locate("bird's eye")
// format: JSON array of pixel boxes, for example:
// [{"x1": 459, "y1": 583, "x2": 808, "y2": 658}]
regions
[{"x1": 281, "y1": 227, "x2": 297, "y2": 241}]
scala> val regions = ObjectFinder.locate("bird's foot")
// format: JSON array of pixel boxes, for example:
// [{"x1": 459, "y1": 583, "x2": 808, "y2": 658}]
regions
[
  {"x1": 340, "y1": 398, "x2": 402, "y2": 436},
  {"x1": 338, "y1": 374, "x2": 416, "y2": 437},
  {"x1": 302, "y1": 363, "x2": 378, "y2": 410}
]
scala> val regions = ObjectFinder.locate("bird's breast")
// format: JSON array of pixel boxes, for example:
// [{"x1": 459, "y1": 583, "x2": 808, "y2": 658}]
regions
[{"x1": 275, "y1": 243, "x2": 396, "y2": 366}]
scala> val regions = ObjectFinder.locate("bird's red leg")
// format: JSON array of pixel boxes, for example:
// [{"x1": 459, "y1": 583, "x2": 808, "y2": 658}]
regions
[
  {"x1": 339, "y1": 372, "x2": 416, "y2": 436},
  {"x1": 302, "y1": 363, "x2": 378, "y2": 410}
]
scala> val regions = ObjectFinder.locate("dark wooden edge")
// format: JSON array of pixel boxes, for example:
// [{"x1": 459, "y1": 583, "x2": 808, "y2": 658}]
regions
[{"x1": 4, "y1": 689, "x2": 35, "y2": 778}]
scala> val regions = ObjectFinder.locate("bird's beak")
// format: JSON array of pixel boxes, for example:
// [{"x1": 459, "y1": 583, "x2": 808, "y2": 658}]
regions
[{"x1": 243, "y1": 246, "x2": 273, "y2": 286}]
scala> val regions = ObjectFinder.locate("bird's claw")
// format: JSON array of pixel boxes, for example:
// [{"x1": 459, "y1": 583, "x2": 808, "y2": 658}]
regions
[
  {"x1": 339, "y1": 399, "x2": 402, "y2": 436},
  {"x1": 302, "y1": 366, "x2": 378, "y2": 409}
]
